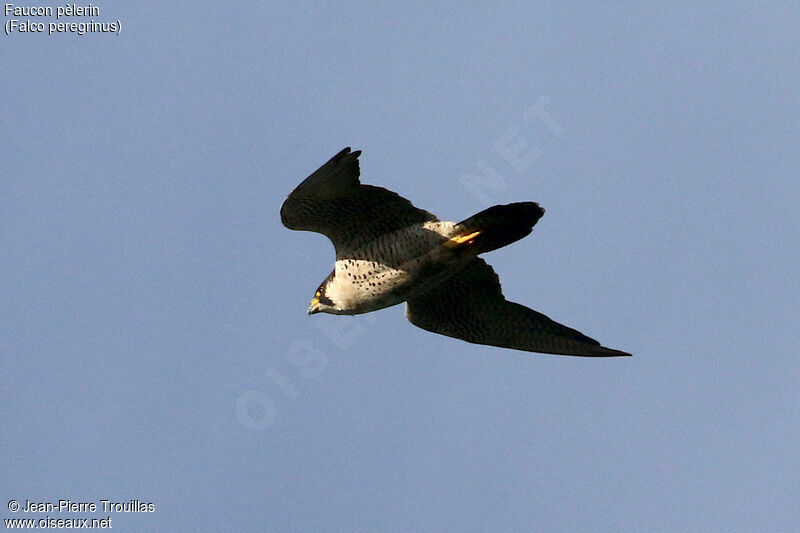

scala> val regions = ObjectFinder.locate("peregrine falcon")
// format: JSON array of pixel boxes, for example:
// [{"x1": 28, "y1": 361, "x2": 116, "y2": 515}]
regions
[{"x1": 280, "y1": 147, "x2": 631, "y2": 357}]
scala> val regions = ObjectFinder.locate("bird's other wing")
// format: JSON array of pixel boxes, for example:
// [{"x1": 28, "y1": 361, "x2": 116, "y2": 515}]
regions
[
  {"x1": 405, "y1": 258, "x2": 631, "y2": 357},
  {"x1": 280, "y1": 147, "x2": 436, "y2": 253}
]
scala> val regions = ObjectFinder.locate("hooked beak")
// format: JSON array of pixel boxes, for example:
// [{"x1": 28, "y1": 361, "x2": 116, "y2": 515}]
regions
[{"x1": 308, "y1": 296, "x2": 320, "y2": 315}]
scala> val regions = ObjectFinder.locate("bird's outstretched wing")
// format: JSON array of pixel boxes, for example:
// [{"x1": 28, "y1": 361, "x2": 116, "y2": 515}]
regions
[
  {"x1": 280, "y1": 148, "x2": 436, "y2": 253},
  {"x1": 406, "y1": 258, "x2": 631, "y2": 357}
]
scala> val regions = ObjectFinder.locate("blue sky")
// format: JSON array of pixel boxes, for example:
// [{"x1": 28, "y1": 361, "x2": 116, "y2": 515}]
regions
[{"x1": 3, "y1": 2, "x2": 798, "y2": 531}]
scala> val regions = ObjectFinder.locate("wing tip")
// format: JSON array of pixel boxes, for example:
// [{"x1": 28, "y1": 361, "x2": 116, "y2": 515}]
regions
[
  {"x1": 336, "y1": 146, "x2": 361, "y2": 159},
  {"x1": 592, "y1": 347, "x2": 633, "y2": 357},
  {"x1": 516, "y1": 344, "x2": 633, "y2": 357},
  {"x1": 558, "y1": 341, "x2": 632, "y2": 357}
]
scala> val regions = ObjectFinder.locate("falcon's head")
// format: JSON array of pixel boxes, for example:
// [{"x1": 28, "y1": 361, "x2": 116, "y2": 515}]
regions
[{"x1": 308, "y1": 270, "x2": 338, "y2": 315}]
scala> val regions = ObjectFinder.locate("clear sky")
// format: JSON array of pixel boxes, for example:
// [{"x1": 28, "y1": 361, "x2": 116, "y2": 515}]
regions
[{"x1": 3, "y1": 2, "x2": 798, "y2": 531}]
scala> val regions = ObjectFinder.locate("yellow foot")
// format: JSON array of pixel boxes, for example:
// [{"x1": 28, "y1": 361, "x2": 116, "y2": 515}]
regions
[{"x1": 443, "y1": 230, "x2": 481, "y2": 248}]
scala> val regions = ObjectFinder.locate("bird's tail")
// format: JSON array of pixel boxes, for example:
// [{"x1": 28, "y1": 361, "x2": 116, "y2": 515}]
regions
[{"x1": 443, "y1": 202, "x2": 545, "y2": 255}]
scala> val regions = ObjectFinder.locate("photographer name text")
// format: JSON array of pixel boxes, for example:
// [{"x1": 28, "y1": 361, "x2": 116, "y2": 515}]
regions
[{"x1": 12, "y1": 499, "x2": 154, "y2": 513}]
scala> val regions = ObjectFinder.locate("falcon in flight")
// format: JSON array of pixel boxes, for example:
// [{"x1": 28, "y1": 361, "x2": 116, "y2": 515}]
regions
[{"x1": 280, "y1": 148, "x2": 631, "y2": 357}]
